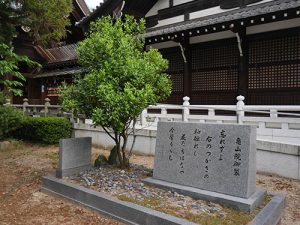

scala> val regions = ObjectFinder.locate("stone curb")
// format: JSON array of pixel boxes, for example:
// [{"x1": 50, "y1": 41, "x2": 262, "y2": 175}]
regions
[
  {"x1": 42, "y1": 176, "x2": 197, "y2": 225},
  {"x1": 143, "y1": 177, "x2": 266, "y2": 213},
  {"x1": 42, "y1": 176, "x2": 285, "y2": 225},
  {"x1": 251, "y1": 193, "x2": 286, "y2": 225}
]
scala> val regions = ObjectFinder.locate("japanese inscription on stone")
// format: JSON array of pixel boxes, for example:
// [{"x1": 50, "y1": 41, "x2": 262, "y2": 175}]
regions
[{"x1": 153, "y1": 122, "x2": 257, "y2": 198}]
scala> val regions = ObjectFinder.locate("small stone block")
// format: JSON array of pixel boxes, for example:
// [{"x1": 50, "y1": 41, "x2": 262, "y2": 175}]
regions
[
  {"x1": 143, "y1": 177, "x2": 266, "y2": 213},
  {"x1": 56, "y1": 137, "x2": 92, "y2": 178}
]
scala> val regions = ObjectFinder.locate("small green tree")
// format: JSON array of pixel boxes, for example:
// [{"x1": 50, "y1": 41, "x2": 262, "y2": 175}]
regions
[
  {"x1": 0, "y1": 44, "x2": 39, "y2": 96},
  {"x1": 0, "y1": 0, "x2": 73, "y2": 47},
  {"x1": 0, "y1": 0, "x2": 25, "y2": 45},
  {"x1": 61, "y1": 16, "x2": 172, "y2": 168},
  {"x1": 0, "y1": 0, "x2": 71, "y2": 97},
  {"x1": 22, "y1": 0, "x2": 73, "y2": 46}
]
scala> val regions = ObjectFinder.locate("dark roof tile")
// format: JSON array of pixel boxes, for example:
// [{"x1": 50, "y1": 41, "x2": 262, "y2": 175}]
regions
[{"x1": 145, "y1": 0, "x2": 300, "y2": 38}]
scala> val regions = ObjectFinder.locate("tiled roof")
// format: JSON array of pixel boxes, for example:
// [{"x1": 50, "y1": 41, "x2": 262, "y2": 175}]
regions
[
  {"x1": 145, "y1": 0, "x2": 300, "y2": 38},
  {"x1": 76, "y1": 0, "x2": 90, "y2": 16},
  {"x1": 34, "y1": 67, "x2": 84, "y2": 78},
  {"x1": 76, "y1": 0, "x2": 110, "y2": 26},
  {"x1": 34, "y1": 44, "x2": 78, "y2": 65}
]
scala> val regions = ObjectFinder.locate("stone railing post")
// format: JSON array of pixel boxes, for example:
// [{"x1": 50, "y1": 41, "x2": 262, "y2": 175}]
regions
[
  {"x1": 140, "y1": 109, "x2": 147, "y2": 126},
  {"x1": 23, "y1": 98, "x2": 29, "y2": 115},
  {"x1": 182, "y1": 96, "x2": 190, "y2": 122},
  {"x1": 208, "y1": 109, "x2": 215, "y2": 117},
  {"x1": 236, "y1": 95, "x2": 245, "y2": 125},
  {"x1": 161, "y1": 107, "x2": 167, "y2": 116},
  {"x1": 270, "y1": 109, "x2": 278, "y2": 118},
  {"x1": 78, "y1": 116, "x2": 85, "y2": 125},
  {"x1": 70, "y1": 112, "x2": 75, "y2": 124},
  {"x1": 4, "y1": 98, "x2": 11, "y2": 106},
  {"x1": 44, "y1": 98, "x2": 51, "y2": 116}
]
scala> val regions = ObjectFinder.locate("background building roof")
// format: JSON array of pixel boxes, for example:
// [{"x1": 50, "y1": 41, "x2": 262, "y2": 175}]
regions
[{"x1": 145, "y1": 0, "x2": 300, "y2": 38}]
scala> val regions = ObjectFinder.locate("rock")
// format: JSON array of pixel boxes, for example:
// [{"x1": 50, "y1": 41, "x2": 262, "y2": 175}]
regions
[
  {"x1": 108, "y1": 146, "x2": 120, "y2": 165},
  {"x1": 94, "y1": 154, "x2": 108, "y2": 168}
]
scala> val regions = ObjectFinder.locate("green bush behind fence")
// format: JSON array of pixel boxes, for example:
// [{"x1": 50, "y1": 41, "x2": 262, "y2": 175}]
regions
[
  {"x1": 13, "y1": 117, "x2": 72, "y2": 144},
  {"x1": 0, "y1": 106, "x2": 24, "y2": 141}
]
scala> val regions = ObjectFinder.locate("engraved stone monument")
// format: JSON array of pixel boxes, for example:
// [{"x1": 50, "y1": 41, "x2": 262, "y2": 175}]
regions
[{"x1": 144, "y1": 122, "x2": 266, "y2": 212}]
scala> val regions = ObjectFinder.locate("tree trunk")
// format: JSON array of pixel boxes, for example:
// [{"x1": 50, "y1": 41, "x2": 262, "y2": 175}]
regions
[
  {"x1": 107, "y1": 134, "x2": 130, "y2": 168},
  {"x1": 121, "y1": 134, "x2": 129, "y2": 167},
  {"x1": 107, "y1": 145, "x2": 120, "y2": 165}
]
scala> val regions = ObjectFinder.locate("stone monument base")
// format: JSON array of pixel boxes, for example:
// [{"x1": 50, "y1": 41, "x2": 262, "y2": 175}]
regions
[
  {"x1": 143, "y1": 178, "x2": 266, "y2": 213},
  {"x1": 56, "y1": 165, "x2": 92, "y2": 178}
]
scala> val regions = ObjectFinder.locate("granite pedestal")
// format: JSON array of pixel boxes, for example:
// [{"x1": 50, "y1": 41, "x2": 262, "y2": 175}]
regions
[{"x1": 144, "y1": 122, "x2": 265, "y2": 212}]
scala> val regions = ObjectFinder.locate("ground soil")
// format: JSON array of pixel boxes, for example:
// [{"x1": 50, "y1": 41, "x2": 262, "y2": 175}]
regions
[
  {"x1": 0, "y1": 141, "x2": 299, "y2": 225},
  {"x1": 0, "y1": 141, "x2": 124, "y2": 225}
]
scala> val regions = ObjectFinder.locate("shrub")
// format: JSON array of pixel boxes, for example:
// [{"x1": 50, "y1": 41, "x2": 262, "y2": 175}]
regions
[
  {"x1": 0, "y1": 106, "x2": 23, "y2": 141},
  {"x1": 0, "y1": 92, "x2": 6, "y2": 105},
  {"x1": 13, "y1": 117, "x2": 72, "y2": 144}
]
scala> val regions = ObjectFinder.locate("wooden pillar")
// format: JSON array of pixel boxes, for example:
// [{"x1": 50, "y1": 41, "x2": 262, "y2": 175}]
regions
[
  {"x1": 181, "y1": 38, "x2": 192, "y2": 98},
  {"x1": 237, "y1": 28, "x2": 248, "y2": 100}
]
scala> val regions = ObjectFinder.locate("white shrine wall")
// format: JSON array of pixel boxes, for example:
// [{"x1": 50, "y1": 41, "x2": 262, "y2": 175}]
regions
[
  {"x1": 173, "y1": 0, "x2": 194, "y2": 6},
  {"x1": 146, "y1": 0, "x2": 169, "y2": 17},
  {"x1": 156, "y1": 15, "x2": 185, "y2": 27}
]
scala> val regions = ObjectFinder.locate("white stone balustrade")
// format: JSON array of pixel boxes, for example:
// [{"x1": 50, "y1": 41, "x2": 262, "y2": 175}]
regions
[
  {"x1": 10, "y1": 96, "x2": 300, "y2": 144},
  {"x1": 139, "y1": 96, "x2": 300, "y2": 144},
  {"x1": 10, "y1": 98, "x2": 62, "y2": 117}
]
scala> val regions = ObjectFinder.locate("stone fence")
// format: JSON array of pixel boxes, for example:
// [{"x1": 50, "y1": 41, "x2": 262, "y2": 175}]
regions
[
  {"x1": 8, "y1": 95, "x2": 300, "y2": 144},
  {"x1": 6, "y1": 98, "x2": 63, "y2": 117},
  {"x1": 139, "y1": 96, "x2": 300, "y2": 144}
]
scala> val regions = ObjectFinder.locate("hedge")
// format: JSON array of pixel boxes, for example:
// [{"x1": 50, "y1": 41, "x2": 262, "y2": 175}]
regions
[
  {"x1": 13, "y1": 117, "x2": 72, "y2": 144},
  {"x1": 0, "y1": 92, "x2": 5, "y2": 106},
  {"x1": 0, "y1": 106, "x2": 23, "y2": 141}
]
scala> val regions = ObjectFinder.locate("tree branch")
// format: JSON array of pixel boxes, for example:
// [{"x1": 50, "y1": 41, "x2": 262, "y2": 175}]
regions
[
  {"x1": 102, "y1": 126, "x2": 116, "y2": 142},
  {"x1": 128, "y1": 119, "x2": 137, "y2": 160}
]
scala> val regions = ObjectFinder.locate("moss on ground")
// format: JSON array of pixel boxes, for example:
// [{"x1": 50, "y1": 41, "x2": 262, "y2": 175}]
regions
[{"x1": 117, "y1": 194, "x2": 273, "y2": 225}]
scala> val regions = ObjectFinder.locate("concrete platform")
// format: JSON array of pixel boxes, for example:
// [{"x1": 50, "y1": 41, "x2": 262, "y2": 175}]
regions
[
  {"x1": 143, "y1": 177, "x2": 266, "y2": 213},
  {"x1": 42, "y1": 176, "x2": 197, "y2": 225},
  {"x1": 42, "y1": 175, "x2": 285, "y2": 225}
]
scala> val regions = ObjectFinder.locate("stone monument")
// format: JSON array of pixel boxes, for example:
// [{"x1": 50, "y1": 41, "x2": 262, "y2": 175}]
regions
[
  {"x1": 144, "y1": 122, "x2": 266, "y2": 212},
  {"x1": 56, "y1": 137, "x2": 92, "y2": 178}
]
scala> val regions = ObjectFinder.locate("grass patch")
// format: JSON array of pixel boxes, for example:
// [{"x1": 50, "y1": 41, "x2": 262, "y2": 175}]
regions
[{"x1": 117, "y1": 194, "x2": 273, "y2": 225}]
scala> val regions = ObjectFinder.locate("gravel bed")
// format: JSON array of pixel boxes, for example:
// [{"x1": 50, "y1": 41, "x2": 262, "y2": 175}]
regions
[{"x1": 64, "y1": 164, "x2": 227, "y2": 217}]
